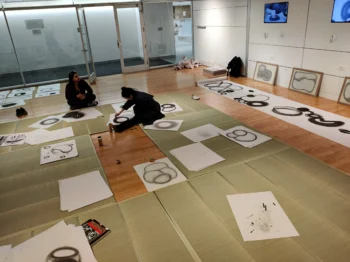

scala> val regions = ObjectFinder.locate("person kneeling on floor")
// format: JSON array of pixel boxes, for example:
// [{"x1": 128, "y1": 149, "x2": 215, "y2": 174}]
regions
[
  {"x1": 114, "y1": 87, "x2": 165, "y2": 132},
  {"x1": 65, "y1": 71, "x2": 98, "y2": 110}
]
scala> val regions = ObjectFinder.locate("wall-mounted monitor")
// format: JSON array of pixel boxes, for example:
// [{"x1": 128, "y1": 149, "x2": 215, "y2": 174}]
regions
[
  {"x1": 264, "y1": 2, "x2": 289, "y2": 23},
  {"x1": 331, "y1": 0, "x2": 350, "y2": 23}
]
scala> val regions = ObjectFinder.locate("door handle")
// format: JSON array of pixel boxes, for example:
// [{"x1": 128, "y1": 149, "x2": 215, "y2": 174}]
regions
[
  {"x1": 117, "y1": 41, "x2": 121, "y2": 48},
  {"x1": 81, "y1": 49, "x2": 88, "y2": 52}
]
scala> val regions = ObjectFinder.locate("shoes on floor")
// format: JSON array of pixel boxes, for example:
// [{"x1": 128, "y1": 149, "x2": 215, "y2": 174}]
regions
[
  {"x1": 192, "y1": 94, "x2": 200, "y2": 100},
  {"x1": 16, "y1": 107, "x2": 28, "y2": 118}
]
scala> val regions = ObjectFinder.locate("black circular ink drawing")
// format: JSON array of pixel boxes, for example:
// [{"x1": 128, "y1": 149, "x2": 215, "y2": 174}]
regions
[
  {"x1": 161, "y1": 104, "x2": 176, "y2": 112},
  {"x1": 308, "y1": 117, "x2": 344, "y2": 127},
  {"x1": 247, "y1": 101, "x2": 269, "y2": 107},
  {"x1": 226, "y1": 129, "x2": 257, "y2": 142},
  {"x1": 44, "y1": 156, "x2": 50, "y2": 159},
  {"x1": 154, "y1": 120, "x2": 178, "y2": 129},
  {"x1": 51, "y1": 144, "x2": 74, "y2": 155},
  {"x1": 114, "y1": 116, "x2": 130, "y2": 124},
  {"x1": 63, "y1": 111, "x2": 85, "y2": 119},
  {"x1": 249, "y1": 90, "x2": 254, "y2": 92},
  {"x1": 204, "y1": 81, "x2": 243, "y2": 95},
  {"x1": 234, "y1": 94, "x2": 270, "y2": 108},
  {"x1": 4, "y1": 134, "x2": 26, "y2": 144},
  {"x1": 14, "y1": 93, "x2": 26, "y2": 97},
  {"x1": 143, "y1": 162, "x2": 178, "y2": 184},
  {"x1": 339, "y1": 129, "x2": 350, "y2": 134},
  {"x1": 296, "y1": 107, "x2": 310, "y2": 112},
  {"x1": 40, "y1": 118, "x2": 60, "y2": 126},
  {"x1": 247, "y1": 94, "x2": 255, "y2": 98},
  {"x1": 272, "y1": 106, "x2": 303, "y2": 116},
  {"x1": 2, "y1": 103, "x2": 17, "y2": 108},
  {"x1": 44, "y1": 146, "x2": 51, "y2": 149}
]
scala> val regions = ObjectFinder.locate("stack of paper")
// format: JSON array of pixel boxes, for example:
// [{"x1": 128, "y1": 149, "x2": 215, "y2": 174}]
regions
[
  {"x1": 26, "y1": 127, "x2": 74, "y2": 145},
  {"x1": 35, "y1": 84, "x2": 61, "y2": 98},
  {"x1": 181, "y1": 124, "x2": 223, "y2": 142},
  {"x1": 58, "y1": 170, "x2": 113, "y2": 212},
  {"x1": 170, "y1": 143, "x2": 225, "y2": 171},
  {"x1": 0, "y1": 98, "x2": 25, "y2": 110},
  {"x1": 220, "y1": 126, "x2": 271, "y2": 148},
  {"x1": 0, "y1": 245, "x2": 11, "y2": 262},
  {"x1": 62, "y1": 108, "x2": 103, "y2": 123},
  {"x1": 8, "y1": 88, "x2": 34, "y2": 100},
  {"x1": 6, "y1": 221, "x2": 97, "y2": 262}
]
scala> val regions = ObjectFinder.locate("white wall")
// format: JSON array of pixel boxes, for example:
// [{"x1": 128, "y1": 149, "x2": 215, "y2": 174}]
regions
[
  {"x1": 193, "y1": 0, "x2": 248, "y2": 71},
  {"x1": 143, "y1": 2, "x2": 176, "y2": 58},
  {"x1": 248, "y1": 0, "x2": 350, "y2": 101}
]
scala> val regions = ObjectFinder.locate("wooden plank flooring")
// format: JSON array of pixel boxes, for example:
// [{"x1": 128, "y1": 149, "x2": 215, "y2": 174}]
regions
[{"x1": 1, "y1": 66, "x2": 350, "y2": 201}]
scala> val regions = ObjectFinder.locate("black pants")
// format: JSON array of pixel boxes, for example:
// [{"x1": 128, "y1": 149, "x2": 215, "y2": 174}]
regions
[{"x1": 68, "y1": 94, "x2": 96, "y2": 109}]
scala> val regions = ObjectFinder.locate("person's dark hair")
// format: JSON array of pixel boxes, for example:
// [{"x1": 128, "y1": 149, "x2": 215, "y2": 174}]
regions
[
  {"x1": 121, "y1": 87, "x2": 136, "y2": 99},
  {"x1": 68, "y1": 71, "x2": 77, "y2": 84}
]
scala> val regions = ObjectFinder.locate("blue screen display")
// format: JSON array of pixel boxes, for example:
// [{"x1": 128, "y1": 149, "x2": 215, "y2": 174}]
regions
[
  {"x1": 264, "y1": 2, "x2": 289, "y2": 23},
  {"x1": 332, "y1": 0, "x2": 350, "y2": 22}
]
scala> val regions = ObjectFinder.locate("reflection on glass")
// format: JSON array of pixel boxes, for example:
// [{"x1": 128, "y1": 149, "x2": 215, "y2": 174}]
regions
[
  {"x1": 0, "y1": 11, "x2": 24, "y2": 89},
  {"x1": 143, "y1": 1, "x2": 193, "y2": 67},
  {"x1": 116, "y1": 7, "x2": 145, "y2": 67},
  {"x1": 6, "y1": 8, "x2": 87, "y2": 84}
]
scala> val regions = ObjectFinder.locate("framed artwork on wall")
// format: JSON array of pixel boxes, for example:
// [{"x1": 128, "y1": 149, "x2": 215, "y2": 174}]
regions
[
  {"x1": 288, "y1": 68, "x2": 323, "y2": 97},
  {"x1": 253, "y1": 62, "x2": 279, "y2": 85},
  {"x1": 338, "y1": 77, "x2": 350, "y2": 105}
]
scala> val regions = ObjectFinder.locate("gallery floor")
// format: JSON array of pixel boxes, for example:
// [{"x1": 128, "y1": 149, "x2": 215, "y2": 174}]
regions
[{"x1": 1, "y1": 66, "x2": 350, "y2": 261}]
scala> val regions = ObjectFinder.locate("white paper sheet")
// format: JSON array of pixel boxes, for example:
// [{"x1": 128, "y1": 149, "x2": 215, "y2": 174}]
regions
[
  {"x1": 0, "y1": 133, "x2": 27, "y2": 147},
  {"x1": 181, "y1": 124, "x2": 223, "y2": 142},
  {"x1": 0, "y1": 245, "x2": 12, "y2": 262},
  {"x1": 133, "y1": 158, "x2": 187, "y2": 192},
  {"x1": 111, "y1": 101, "x2": 134, "y2": 112},
  {"x1": 26, "y1": 127, "x2": 74, "y2": 145},
  {"x1": 40, "y1": 139, "x2": 78, "y2": 165},
  {"x1": 29, "y1": 115, "x2": 62, "y2": 129},
  {"x1": 58, "y1": 170, "x2": 113, "y2": 212},
  {"x1": 160, "y1": 102, "x2": 183, "y2": 114},
  {"x1": 0, "y1": 99, "x2": 4, "y2": 105},
  {"x1": 170, "y1": 143, "x2": 225, "y2": 171},
  {"x1": 0, "y1": 91, "x2": 9, "y2": 100},
  {"x1": 227, "y1": 192, "x2": 299, "y2": 241},
  {"x1": 37, "y1": 83, "x2": 60, "y2": 92},
  {"x1": 0, "y1": 98, "x2": 25, "y2": 110},
  {"x1": 220, "y1": 126, "x2": 271, "y2": 148},
  {"x1": 144, "y1": 120, "x2": 183, "y2": 131},
  {"x1": 35, "y1": 90, "x2": 60, "y2": 98},
  {"x1": 108, "y1": 111, "x2": 135, "y2": 126},
  {"x1": 6, "y1": 221, "x2": 97, "y2": 262},
  {"x1": 8, "y1": 91, "x2": 33, "y2": 100},
  {"x1": 62, "y1": 108, "x2": 103, "y2": 123},
  {"x1": 10, "y1": 87, "x2": 35, "y2": 93},
  {"x1": 197, "y1": 78, "x2": 350, "y2": 148}
]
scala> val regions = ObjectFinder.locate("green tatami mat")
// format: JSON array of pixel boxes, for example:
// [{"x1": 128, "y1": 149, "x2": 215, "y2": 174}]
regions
[
  {"x1": 119, "y1": 193, "x2": 195, "y2": 262},
  {"x1": 156, "y1": 183, "x2": 255, "y2": 262},
  {"x1": 274, "y1": 148, "x2": 350, "y2": 201},
  {"x1": 78, "y1": 204, "x2": 139, "y2": 262},
  {"x1": 247, "y1": 156, "x2": 350, "y2": 235},
  {"x1": 0, "y1": 135, "x2": 95, "y2": 173},
  {"x1": 189, "y1": 171, "x2": 316, "y2": 261},
  {"x1": 218, "y1": 163, "x2": 350, "y2": 261},
  {"x1": 0, "y1": 197, "x2": 115, "y2": 238}
]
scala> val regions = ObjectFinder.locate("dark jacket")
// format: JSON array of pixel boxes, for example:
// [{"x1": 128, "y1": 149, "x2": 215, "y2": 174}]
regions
[
  {"x1": 122, "y1": 91, "x2": 163, "y2": 125},
  {"x1": 65, "y1": 80, "x2": 93, "y2": 104}
]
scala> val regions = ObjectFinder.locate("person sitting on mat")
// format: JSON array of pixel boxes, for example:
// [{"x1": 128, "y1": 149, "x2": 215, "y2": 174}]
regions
[
  {"x1": 114, "y1": 87, "x2": 165, "y2": 132},
  {"x1": 65, "y1": 71, "x2": 98, "y2": 110}
]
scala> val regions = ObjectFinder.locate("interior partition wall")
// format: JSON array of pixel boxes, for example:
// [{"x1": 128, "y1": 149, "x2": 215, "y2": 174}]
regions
[{"x1": 143, "y1": 1, "x2": 193, "y2": 68}]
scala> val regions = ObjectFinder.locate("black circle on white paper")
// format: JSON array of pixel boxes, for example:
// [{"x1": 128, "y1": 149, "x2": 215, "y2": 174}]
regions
[
  {"x1": 247, "y1": 101, "x2": 269, "y2": 107},
  {"x1": 44, "y1": 146, "x2": 51, "y2": 149},
  {"x1": 114, "y1": 116, "x2": 129, "y2": 123},
  {"x1": 308, "y1": 117, "x2": 345, "y2": 127},
  {"x1": 161, "y1": 104, "x2": 176, "y2": 112},
  {"x1": 272, "y1": 106, "x2": 303, "y2": 116},
  {"x1": 154, "y1": 121, "x2": 177, "y2": 129},
  {"x1": 44, "y1": 156, "x2": 50, "y2": 159},
  {"x1": 339, "y1": 129, "x2": 350, "y2": 134},
  {"x1": 226, "y1": 130, "x2": 257, "y2": 142},
  {"x1": 40, "y1": 118, "x2": 60, "y2": 126}
]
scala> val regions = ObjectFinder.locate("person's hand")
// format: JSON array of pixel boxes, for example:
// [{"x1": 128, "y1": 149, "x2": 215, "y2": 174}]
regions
[
  {"x1": 115, "y1": 112, "x2": 121, "y2": 118},
  {"x1": 77, "y1": 94, "x2": 85, "y2": 100}
]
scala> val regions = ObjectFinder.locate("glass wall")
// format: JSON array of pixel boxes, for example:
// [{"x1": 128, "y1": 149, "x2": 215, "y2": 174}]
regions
[
  {"x1": 5, "y1": 8, "x2": 87, "y2": 84},
  {"x1": 0, "y1": 11, "x2": 23, "y2": 89},
  {"x1": 143, "y1": 1, "x2": 193, "y2": 67}
]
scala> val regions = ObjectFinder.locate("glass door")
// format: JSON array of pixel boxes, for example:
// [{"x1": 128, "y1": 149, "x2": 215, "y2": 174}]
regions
[
  {"x1": 113, "y1": 4, "x2": 149, "y2": 73},
  {"x1": 76, "y1": 7, "x2": 96, "y2": 83}
]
